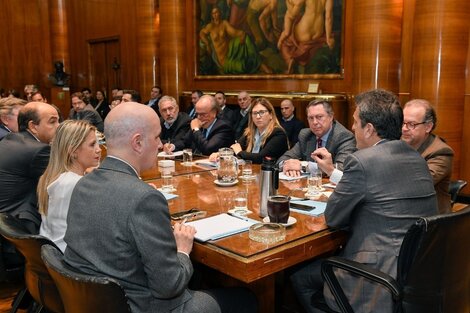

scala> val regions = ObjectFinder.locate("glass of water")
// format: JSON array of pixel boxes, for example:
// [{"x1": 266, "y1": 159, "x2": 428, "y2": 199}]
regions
[
  {"x1": 241, "y1": 160, "x2": 254, "y2": 180},
  {"x1": 161, "y1": 168, "x2": 174, "y2": 192},
  {"x1": 307, "y1": 169, "x2": 323, "y2": 196},
  {"x1": 232, "y1": 191, "x2": 250, "y2": 215},
  {"x1": 183, "y1": 148, "x2": 192, "y2": 166}
]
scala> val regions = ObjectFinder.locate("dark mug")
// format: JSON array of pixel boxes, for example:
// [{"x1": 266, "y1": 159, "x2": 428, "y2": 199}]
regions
[{"x1": 267, "y1": 195, "x2": 290, "y2": 223}]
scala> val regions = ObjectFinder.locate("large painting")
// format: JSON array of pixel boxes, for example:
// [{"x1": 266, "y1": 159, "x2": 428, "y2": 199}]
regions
[{"x1": 196, "y1": 0, "x2": 344, "y2": 78}]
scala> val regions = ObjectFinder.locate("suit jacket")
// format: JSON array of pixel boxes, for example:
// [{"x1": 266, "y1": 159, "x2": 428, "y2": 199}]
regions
[
  {"x1": 69, "y1": 105, "x2": 104, "y2": 133},
  {"x1": 324, "y1": 140, "x2": 438, "y2": 313},
  {"x1": 0, "y1": 131, "x2": 51, "y2": 230},
  {"x1": 175, "y1": 118, "x2": 234, "y2": 155},
  {"x1": 160, "y1": 112, "x2": 191, "y2": 144},
  {"x1": 418, "y1": 134, "x2": 454, "y2": 213},
  {"x1": 0, "y1": 124, "x2": 10, "y2": 141},
  {"x1": 234, "y1": 112, "x2": 249, "y2": 140},
  {"x1": 217, "y1": 106, "x2": 238, "y2": 125},
  {"x1": 237, "y1": 127, "x2": 289, "y2": 164},
  {"x1": 280, "y1": 116, "x2": 305, "y2": 146},
  {"x1": 277, "y1": 120, "x2": 356, "y2": 170},
  {"x1": 64, "y1": 157, "x2": 193, "y2": 313}
]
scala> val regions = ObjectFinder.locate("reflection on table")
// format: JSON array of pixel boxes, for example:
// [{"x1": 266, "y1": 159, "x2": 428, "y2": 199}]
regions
[{"x1": 147, "y1": 165, "x2": 346, "y2": 313}]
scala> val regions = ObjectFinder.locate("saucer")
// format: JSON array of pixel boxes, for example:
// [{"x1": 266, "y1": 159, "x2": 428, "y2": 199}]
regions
[
  {"x1": 228, "y1": 208, "x2": 253, "y2": 216},
  {"x1": 263, "y1": 216, "x2": 297, "y2": 227},
  {"x1": 214, "y1": 179, "x2": 238, "y2": 187}
]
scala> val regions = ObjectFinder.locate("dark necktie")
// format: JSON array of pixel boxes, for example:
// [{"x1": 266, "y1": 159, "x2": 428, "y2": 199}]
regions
[
  {"x1": 317, "y1": 138, "x2": 322, "y2": 148},
  {"x1": 202, "y1": 128, "x2": 207, "y2": 138}
]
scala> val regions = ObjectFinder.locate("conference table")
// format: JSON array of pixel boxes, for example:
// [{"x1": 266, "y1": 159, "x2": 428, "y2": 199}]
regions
[{"x1": 145, "y1": 157, "x2": 347, "y2": 313}]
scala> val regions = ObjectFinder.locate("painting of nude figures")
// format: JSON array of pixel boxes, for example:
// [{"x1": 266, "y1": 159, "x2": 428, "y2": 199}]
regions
[{"x1": 196, "y1": 0, "x2": 343, "y2": 78}]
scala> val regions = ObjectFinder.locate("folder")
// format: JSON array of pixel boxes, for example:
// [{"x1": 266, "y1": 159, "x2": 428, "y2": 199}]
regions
[{"x1": 186, "y1": 213, "x2": 257, "y2": 242}]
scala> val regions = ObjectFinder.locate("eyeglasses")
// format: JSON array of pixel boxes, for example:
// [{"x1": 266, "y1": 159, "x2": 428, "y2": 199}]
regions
[
  {"x1": 307, "y1": 115, "x2": 327, "y2": 122},
  {"x1": 196, "y1": 112, "x2": 209, "y2": 118},
  {"x1": 251, "y1": 110, "x2": 269, "y2": 117},
  {"x1": 403, "y1": 121, "x2": 427, "y2": 130}
]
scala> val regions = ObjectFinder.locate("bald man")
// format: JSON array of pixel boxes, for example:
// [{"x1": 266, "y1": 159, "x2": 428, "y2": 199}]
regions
[
  {"x1": 0, "y1": 102, "x2": 60, "y2": 232},
  {"x1": 64, "y1": 103, "x2": 256, "y2": 313},
  {"x1": 279, "y1": 99, "x2": 305, "y2": 146}
]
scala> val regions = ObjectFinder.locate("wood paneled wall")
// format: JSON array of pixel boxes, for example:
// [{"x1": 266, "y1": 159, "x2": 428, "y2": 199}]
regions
[{"x1": 0, "y1": 0, "x2": 469, "y2": 192}]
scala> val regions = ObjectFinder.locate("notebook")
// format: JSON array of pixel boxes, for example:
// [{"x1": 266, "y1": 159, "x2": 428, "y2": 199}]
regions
[
  {"x1": 185, "y1": 213, "x2": 257, "y2": 242},
  {"x1": 194, "y1": 158, "x2": 218, "y2": 168}
]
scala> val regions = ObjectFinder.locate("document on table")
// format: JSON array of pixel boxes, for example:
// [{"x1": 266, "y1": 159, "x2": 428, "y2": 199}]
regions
[
  {"x1": 290, "y1": 199, "x2": 327, "y2": 216},
  {"x1": 186, "y1": 213, "x2": 257, "y2": 242},
  {"x1": 279, "y1": 172, "x2": 308, "y2": 181},
  {"x1": 194, "y1": 158, "x2": 218, "y2": 168}
]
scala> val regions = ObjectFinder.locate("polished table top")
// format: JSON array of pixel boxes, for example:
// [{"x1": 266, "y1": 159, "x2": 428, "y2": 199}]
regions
[{"x1": 146, "y1": 162, "x2": 346, "y2": 284}]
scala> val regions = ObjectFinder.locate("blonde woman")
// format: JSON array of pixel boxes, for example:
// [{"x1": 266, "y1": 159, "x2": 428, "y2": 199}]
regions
[{"x1": 37, "y1": 120, "x2": 101, "y2": 252}]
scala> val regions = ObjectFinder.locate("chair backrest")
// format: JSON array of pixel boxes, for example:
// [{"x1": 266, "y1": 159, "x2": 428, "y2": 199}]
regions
[
  {"x1": 397, "y1": 206, "x2": 470, "y2": 313},
  {"x1": 0, "y1": 213, "x2": 64, "y2": 313},
  {"x1": 41, "y1": 244, "x2": 131, "y2": 313},
  {"x1": 448, "y1": 179, "x2": 467, "y2": 206}
]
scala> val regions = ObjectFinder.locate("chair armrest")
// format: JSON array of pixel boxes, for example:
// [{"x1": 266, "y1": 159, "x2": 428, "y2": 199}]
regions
[{"x1": 321, "y1": 256, "x2": 402, "y2": 313}]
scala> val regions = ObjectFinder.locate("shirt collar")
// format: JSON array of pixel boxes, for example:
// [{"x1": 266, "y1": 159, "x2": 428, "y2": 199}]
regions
[{"x1": 282, "y1": 115, "x2": 294, "y2": 122}]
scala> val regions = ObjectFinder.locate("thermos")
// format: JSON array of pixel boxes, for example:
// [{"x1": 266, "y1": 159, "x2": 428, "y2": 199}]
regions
[{"x1": 259, "y1": 157, "x2": 279, "y2": 217}]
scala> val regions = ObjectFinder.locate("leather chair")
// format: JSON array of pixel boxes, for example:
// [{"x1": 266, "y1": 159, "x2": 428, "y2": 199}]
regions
[
  {"x1": 41, "y1": 244, "x2": 131, "y2": 313},
  {"x1": 449, "y1": 179, "x2": 467, "y2": 207},
  {"x1": 0, "y1": 213, "x2": 64, "y2": 313},
  {"x1": 319, "y1": 206, "x2": 470, "y2": 313}
]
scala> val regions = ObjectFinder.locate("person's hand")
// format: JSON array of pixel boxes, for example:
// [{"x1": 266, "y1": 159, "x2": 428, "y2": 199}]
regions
[
  {"x1": 230, "y1": 143, "x2": 242, "y2": 155},
  {"x1": 173, "y1": 222, "x2": 196, "y2": 255},
  {"x1": 209, "y1": 152, "x2": 219, "y2": 162},
  {"x1": 283, "y1": 159, "x2": 302, "y2": 177},
  {"x1": 312, "y1": 148, "x2": 335, "y2": 176},
  {"x1": 191, "y1": 118, "x2": 202, "y2": 130},
  {"x1": 163, "y1": 143, "x2": 175, "y2": 154}
]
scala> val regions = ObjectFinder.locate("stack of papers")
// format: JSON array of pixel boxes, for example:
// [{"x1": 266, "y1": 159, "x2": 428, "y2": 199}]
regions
[
  {"x1": 194, "y1": 158, "x2": 218, "y2": 168},
  {"x1": 290, "y1": 199, "x2": 327, "y2": 216},
  {"x1": 186, "y1": 213, "x2": 257, "y2": 242},
  {"x1": 279, "y1": 172, "x2": 308, "y2": 181}
]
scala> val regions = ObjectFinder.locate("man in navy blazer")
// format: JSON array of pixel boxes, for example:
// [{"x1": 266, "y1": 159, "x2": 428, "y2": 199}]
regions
[
  {"x1": 158, "y1": 95, "x2": 191, "y2": 145},
  {"x1": 290, "y1": 89, "x2": 438, "y2": 313},
  {"x1": 0, "y1": 102, "x2": 59, "y2": 232},
  {"x1": 165, "y1": 95, "x2": 234, "y2": 155},
  {"x1": 64, "y1": 103, "x2": 256, "y2": 312}
]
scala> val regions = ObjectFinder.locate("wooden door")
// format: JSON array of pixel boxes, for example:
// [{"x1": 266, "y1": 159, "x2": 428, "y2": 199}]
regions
[{"x1": 89, "y1": 38, "x2": 120, "y2": 100}]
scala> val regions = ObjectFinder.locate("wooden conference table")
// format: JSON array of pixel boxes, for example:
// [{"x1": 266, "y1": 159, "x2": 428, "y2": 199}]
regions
[{"x1": 145, "y1": 157, "x2": 347, "y2": 313}]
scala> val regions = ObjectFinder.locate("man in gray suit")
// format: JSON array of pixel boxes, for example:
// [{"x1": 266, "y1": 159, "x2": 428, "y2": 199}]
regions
[
  {"x1": 64, "y1": 103, "x2": 256, "y2": 313},
  {"x1": 290, "y1": 89, "x2": 438, "y2": 313},
  {"x1": 277, "y1": 99, "x2": 356, "y2": 176}
]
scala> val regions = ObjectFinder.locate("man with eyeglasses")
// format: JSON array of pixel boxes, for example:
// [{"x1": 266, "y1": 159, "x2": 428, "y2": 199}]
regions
[
  {"x1": 0, "y1": 97, "x2": 26, "y2": 141},
  {"x1": 402, "y1": 99, "x2": 454, "y2": 213},
  {"x1": 165, "y1": 95, "x2": 234, "y2": 155},
  {"x1": 158, "y1": 96, "x2": 190, "y2": 145},
  {"x1": 277, "y1": 99, "x2": 356, "y2": 176}
]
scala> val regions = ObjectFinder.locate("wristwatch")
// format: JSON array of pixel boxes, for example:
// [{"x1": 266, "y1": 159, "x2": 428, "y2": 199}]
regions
[
  {"x1": 300, "y1": 161, "x2": 309, "y2": 173},
  {"x1": 192, "y1": 127, "x2": 200, "y2": 133}
]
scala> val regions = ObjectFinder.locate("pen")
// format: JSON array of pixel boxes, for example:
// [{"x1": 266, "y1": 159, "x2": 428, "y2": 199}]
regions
[{"x1": 227, "y1": 212, "x2": 258, "y2": 224}]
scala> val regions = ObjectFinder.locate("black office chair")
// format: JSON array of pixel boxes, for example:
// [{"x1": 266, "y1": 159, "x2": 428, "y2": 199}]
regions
[
  {"x1": 319, "y1": 206, "x2": 470, "y2": 313},
  {"x1": 41, "y1": 244, "x2": 131, "y2": 313},
  {"x1": 449, "y1": 179, "x2": 467, "y2": 207},
  {"x1": 0, "y1": 213, "x2": 64, "y2": 313}
]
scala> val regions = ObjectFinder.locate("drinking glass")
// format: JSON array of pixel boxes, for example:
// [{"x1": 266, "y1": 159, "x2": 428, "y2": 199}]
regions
[
  {"x1": 241, "y1": 160, "x2": 254, "y2": 180},
  {"x1": 267, "y1": 195, "x2": 290, "y2": 223},
  {"x1": 183, "y1": 148, "x2": 192, "y2": 166},
  {"x1": 307, "y1": 169, "x2": 323, "y2": 196},
  {"x1": 161, "y1": 168, "x2": 174, "y2": 192},
  {"x1": 233, "y1": 191, "x2": 248, "y2": 211}
]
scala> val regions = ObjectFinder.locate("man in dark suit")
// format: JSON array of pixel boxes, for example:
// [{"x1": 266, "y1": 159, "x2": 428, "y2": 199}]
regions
[
  {"x1": 290, "y1": 89, "x2": 438, "y2": 313},
  {"x1": 215, "y1": 91, "x2": 237, "y2": 125},
  {"x1": 145, "y1": 85, "x2": 162, "y2": 108},
  {"x1": 233, "y1": 91, "x2": 252, "y2": 139},
  {"x1": 165, "y1": 95, "x2": 234, "y2": 155},
  {"x1": 187, "y1": 90, "x2": 203, "y2": 119},
  {"x1": 279, "y1": 99, "x2": 305, "y2": 146},
  {"x1": 69, "y1": 91, "x2": 104, "y2": 133},
  {"x1": 158, "y1": 95, "x2": 190, "y2": 144},
  {"x1": 277, "y1": 99, "x2": 356, "y2": 175},
  {"x1": 0, "y1": 102, "x2": 60, "y2": 232},
  {"x1": 0, "y1": 97, "x2": 26, "y2": 141},
  {"x1": 64, "y1": 103, "x2": 256, "y2": 313}
]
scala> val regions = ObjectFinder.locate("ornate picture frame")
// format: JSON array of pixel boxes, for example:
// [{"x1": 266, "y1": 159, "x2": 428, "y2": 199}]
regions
[{"x1": 195, "y1": 0, "x2": 344, "y2": 79}]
